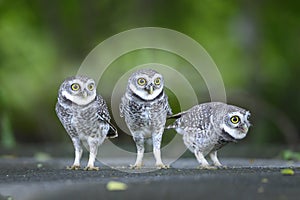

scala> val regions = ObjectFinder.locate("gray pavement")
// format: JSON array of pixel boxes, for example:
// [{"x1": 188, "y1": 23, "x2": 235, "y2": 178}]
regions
[{"x1": 0, "y1": 157, "x2": 299, "y2": 200}]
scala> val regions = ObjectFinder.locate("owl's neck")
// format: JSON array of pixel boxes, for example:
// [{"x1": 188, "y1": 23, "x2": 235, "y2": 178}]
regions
[
  {"x1": 220, "y1": 129, "x2": 238, "y2": 143},
  {"x1": 58, "y1": 94, "x2": 72, "y2": 105},
  {"x1": 129, "y1": 88, "x2": 164, "y2": 102},
  {"x1": 59, "y1": 93, "x2": 95, "y2": 107}
]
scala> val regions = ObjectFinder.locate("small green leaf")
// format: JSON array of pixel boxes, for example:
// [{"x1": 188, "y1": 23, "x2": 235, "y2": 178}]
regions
[
  {"x1": 280, "y1": 168, "x2": 295, "y2": 176},
  {"x1": 106, "y1": 181, "x2": 128, "y2": 191}
]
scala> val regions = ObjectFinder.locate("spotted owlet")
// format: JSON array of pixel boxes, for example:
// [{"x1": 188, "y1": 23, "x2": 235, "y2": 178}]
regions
[
  {"x1": 119, "y1": 69, "x2": 172, "y2": 169},
  {"x1": 55, "y1": 75, "x2": 117, "y2": 170},
  {"x1": 167, "y1": 102, "x2": 251, "y2": 169}
]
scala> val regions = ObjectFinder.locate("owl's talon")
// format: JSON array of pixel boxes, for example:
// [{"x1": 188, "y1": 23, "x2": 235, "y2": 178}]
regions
[
  {"x1": 216, "y1": 165, "x2": 228, "y2": 169},
  {"x1": 156, "y1": 164, "x2": 169, "y2": 169},
  {"x1": 129, "y1": 163, "x2": 144, "y2": 169},
  {"x1": 84, "y1": 166, "x2": 99, "y2": 171},
  {"x1": 67, "y1": 165, "x2": 81, "y2": 170},
  {"x1": 198, "y1": 165, "x2": 217, "y2": 170}
]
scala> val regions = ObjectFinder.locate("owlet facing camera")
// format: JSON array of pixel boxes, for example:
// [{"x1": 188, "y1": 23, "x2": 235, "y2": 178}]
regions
[
  {"x1": 55, "y1": 75, "x2": 117, "y2": 171},
  {"x1": 120, "y1": 69, "x2": 172, "y2": 169}
]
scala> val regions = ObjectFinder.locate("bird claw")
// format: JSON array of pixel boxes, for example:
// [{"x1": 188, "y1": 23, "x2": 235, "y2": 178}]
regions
[
  {"x1": 84, "y1": 166, "x2": 99, "y2": 171},
  {"x1": 129, "y1": 163, "x2": 144, "y2": 169},
  {"x1": 197, "y1": 165, "x2": 217, "y2": 170},
  {"x1": 216, "y1": 165, "x2": 228, "y2": 169},
  {"x1": 156, "y1": 164, "x2": 169, "y2": 169},
  {"x1": 66, "y1": 165, "x2": 81, "y2": 170}
]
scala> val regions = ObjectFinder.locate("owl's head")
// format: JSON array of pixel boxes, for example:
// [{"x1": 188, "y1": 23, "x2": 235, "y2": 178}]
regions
[
  {"x1": 127, "y1": 69, "x2": 164, "y2": 100},
  {"x1": 221, "y1": 106, "x2": 251, "y2": 140},
  {"x1": 59, "y1": 76, "x2": 96, "y2": 106}
]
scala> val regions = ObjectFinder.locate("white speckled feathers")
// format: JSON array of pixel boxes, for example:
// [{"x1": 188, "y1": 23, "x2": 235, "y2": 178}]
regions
[{"x1": 167, "y1": 102, "x2": 251, "y2": 168}]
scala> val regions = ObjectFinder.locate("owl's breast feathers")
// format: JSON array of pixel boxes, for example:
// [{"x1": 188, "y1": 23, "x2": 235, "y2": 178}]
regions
[
  {"x1": 56, "y1": 94, "x2": 117, "y2": 138},
  {"x1": 120, "y1": 91, "x2": 170, "y2": 129},
  {"x1": 212, "y1": 129, "x2": 238, "y2": 151}
]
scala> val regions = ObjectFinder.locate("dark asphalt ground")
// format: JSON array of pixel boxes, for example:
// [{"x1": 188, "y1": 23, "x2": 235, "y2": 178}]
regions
[{"x1": 0, "y1": 157, "x2": 299, "y2": 200}]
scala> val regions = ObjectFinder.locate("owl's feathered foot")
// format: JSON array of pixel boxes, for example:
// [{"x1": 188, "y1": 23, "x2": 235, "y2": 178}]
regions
[
  {"x1": 216, "y1": 165, "x2": 228, "y2": 169},
  {"x1": 156, "y1": 163, "x2": 169, "y2": 169},
  {"x1": 84, "y1": 166, "x2": 100, "y2": 171},
  {"x1": 130, "y1": 163, "x2": 143, "y2": 169},
  {"x1": 197, "y1": 165, "x2": 218, "y2": 170},
  {"x1": 66, "y1": 165, "x2": 81, "y2": 170}
]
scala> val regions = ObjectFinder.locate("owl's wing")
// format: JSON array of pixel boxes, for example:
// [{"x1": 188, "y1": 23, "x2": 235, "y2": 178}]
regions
[
  {"x1": 166, "y1": 103, "x2": 173, "y2": 117},
  {"x1": 119, "y1": 96, "x2": 124, "y2": 118},
  {"x1": 167, "y1": 110, "x2": 189, "y2": 119},
  {"x1": 163, "y1": 93, "x2": 173, "y2": 117},
  {"x1": 106, "y1": 121, "x2": 118, "y2": 138},
  {"x1": 55, "y1": 101, "x2": 78, "y2": 137},
  {"x1": 95, "y1": 95, "x2": 118, "y2": 138}
]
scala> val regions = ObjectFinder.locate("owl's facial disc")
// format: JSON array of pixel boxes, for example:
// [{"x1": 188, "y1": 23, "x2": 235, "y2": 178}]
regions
[
  {"x1": 129, "y1": 74, "x2": 163, "y2": 100},
  {"x1": 222, "y1": 111, "x2": 250, "y2": 139},
  {"x1": 62, "y1": 80, "x2": 96, "y2": 105}
]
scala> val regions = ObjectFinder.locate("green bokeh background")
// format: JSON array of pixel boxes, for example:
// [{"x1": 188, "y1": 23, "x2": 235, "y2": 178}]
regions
[{"x1": 0, "y1": 0, "x2": 299, "y2": 150}]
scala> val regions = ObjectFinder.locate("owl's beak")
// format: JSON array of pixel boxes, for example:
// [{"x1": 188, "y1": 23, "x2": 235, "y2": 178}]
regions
[
  {"x1": 82, "y1": 90, "x2": 88, "y2": 98},
  {"x1": 239, "y1": 125, "x2": 249, "y2": 133},
  {"x1": 148, "y1": 85, "x2": 154, "y2": 94}
]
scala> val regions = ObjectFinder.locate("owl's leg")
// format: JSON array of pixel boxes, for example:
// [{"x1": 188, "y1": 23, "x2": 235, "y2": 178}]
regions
[
  {"x1": 131, "y1": 136, "x2": 144, "y2": 169},
  {"x1": 67, "y1": 137, "x2": 82, "y2": 170},
  {"x1": 153, "y1": 132, "x2": 168, "y2": 169},
  {"x1": 209, "y1": 151, "x2": 221, "y2": 166},
  {"x1": 209, "y1": 151, "x2": 227, "y2": 169},
  {"x1": 84, "y1": 138, "x2": 100, "y2": 171},
  {"x1": 194, "y1": 150, "x2": 216, "y2": 170}
]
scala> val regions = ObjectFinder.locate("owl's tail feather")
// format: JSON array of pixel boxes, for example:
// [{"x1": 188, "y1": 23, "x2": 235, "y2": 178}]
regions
[
  {"x1": 167, "y1": 110, "x2": 188, "y2": 119},
  {"x1": 106, "y1": 121, "x2": 118, "y2": 138},
  {"x1": 165, "y1": 111, "x2": 186, "y2": 130},
  {"x1": 165, "y1": 124, "x2": 176, "y2": 130}
]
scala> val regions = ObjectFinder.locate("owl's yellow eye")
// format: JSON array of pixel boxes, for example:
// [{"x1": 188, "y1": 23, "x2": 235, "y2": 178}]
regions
[
  {"x1": 154, "y1": 78, "x2": 161, "y2": 85},
  {"x1": 88, "y1": 83, "x2": 94, "y2": 91},
  {"x1": 71, "y1": 83, "x2": 80, "y2": 91},
  {"x1": 230, "y1": 116, "x2": 240, "y2": 124},
  {"x1": 137, "y1": 78, "x2": 146, "y2": 86}
]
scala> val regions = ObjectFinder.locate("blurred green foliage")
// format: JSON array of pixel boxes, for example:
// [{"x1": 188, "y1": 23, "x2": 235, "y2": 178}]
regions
[
  {"x1": 281, "y1": 150, "x2": 300, "y2": 161},
  {"x1": 0, "y1": 0, "x2": 299, "y2": 147}
]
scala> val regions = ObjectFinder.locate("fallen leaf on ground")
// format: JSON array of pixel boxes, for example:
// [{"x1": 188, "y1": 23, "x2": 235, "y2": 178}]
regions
[
  {"x1": 106, "y1": 181, "x2": 128, "y2": 191},
  {"x1": 280, "y1": 168, "x2": 295, "y2": 176}
]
